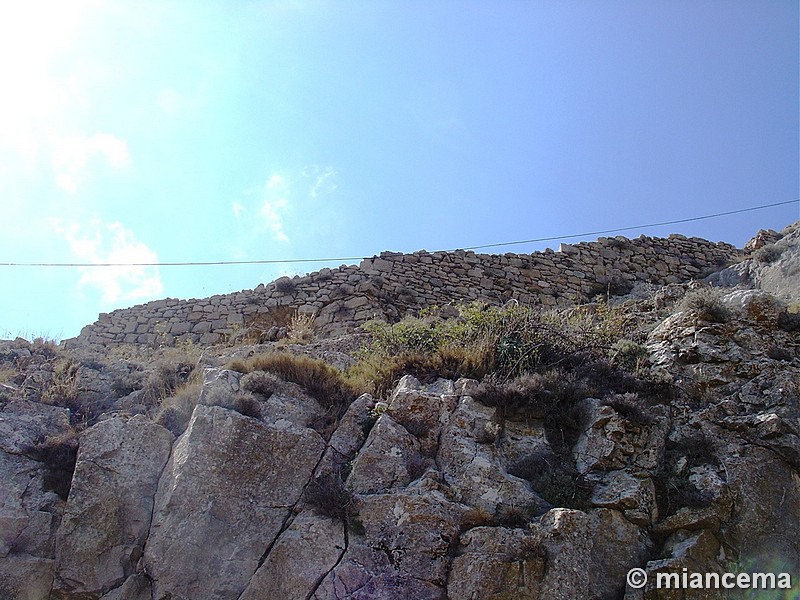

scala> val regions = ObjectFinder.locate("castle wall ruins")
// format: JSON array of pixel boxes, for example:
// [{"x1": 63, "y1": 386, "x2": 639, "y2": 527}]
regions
[{"x1": 70, "y1": 233, "x2": 740, "y2": 348}]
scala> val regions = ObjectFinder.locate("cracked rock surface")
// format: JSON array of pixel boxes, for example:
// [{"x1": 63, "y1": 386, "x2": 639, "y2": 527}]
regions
[{"x1": 1, "y1": 223, "x2": 799, "y2": 599}]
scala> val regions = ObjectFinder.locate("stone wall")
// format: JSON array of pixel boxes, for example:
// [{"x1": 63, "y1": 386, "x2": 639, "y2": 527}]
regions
[{"x1": 69, "y1": 233, "x2": 741, "y2": 348}]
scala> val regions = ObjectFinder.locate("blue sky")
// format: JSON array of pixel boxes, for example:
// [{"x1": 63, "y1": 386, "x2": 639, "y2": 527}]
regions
[{"x1": 0, "y1": 0, "x2": 797, "y2": 341}]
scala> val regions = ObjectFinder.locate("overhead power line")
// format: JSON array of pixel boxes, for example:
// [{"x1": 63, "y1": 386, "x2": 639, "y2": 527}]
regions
[
  {"x1": 0, "y1": 198, "x2": 797, "y2": 268},
  {"x1": 463, "y1": 199, "x2": 799, "y2": 251}
]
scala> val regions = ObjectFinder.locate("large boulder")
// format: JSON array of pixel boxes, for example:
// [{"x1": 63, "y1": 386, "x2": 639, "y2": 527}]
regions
[
  {"x1": 0, "y1": 400, "x2": 73, "y2": 597},
  {"x1": 144, "y1": 404, "x2": 326, "y2": 599},
  {"x1": 51, "y1": 415, "x2": 173, "y2": 599},
  {"x1": 313, "y1": 490, "x2": 462, "y2": 599},
  {"x1": 240, "y1": 512, "x2": 345, "y2": 600}
]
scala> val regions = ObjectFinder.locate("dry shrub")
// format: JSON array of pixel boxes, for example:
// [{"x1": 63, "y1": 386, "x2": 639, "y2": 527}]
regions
[
  {"x1": 508, "y1": 449, "x2": 594, "y2": 511},
  {"x1": 754, "y1": 243, "x2": 783, "y2": 264},
  {"x1": 240, "y1": 371, "x2": 279, "y2": 398},
  {"x1": 26, "y1": 431, "x2": 79, "y2": 501},
  {"x1": 227, "y1": 352, "x2": 358, "y2": 416},
  {"x1": 654, "y1": 432, "x2": 718, "y2": 516},
  {"x1": 156, "y1": 381, "x2": 202, "y2": 436},
  {"x1": 284, "y1": 311, "x2": 315, "y2": 344},
  {"x1": 274, "y1": 277, "x2": 297, "y2": 294},
  {"x1": 303, "y1": 470, "x2": 353, "y2": 521},
  {"x1": 601, "y1": 392, "x2": 657, "y2": 426},
  {"x1": 678, "y1": 287, "x2": 731, "y2": 323},
  {"x1": 202, "y1": 386, "x2": 263, "y2": 420},
  {"x1": 473, "y1": 370, "x2": 588, "y2": 456}
]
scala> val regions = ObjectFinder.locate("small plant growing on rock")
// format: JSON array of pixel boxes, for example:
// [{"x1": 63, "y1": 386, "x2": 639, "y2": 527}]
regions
[
  {"x1": 274, "y1": 277, "x2": 296, "y2": 294},
  {"x1": 240, "y1": 371, "x2": 279, "y2": 398},
  {"x1": 507, "y1": 448, "x2": 594, "y2": 511},
  {"x1": 753, "y1": 243, "x2": 783, "y2": 264},
  {"x1": 26, "y1": 431, "x2": 79, "y2": 501},
  {"x1": 227, "y1": 352, "x2": 358, "y2": 417},
  {"x1": 284, "y1": 311, "x2": 315, "y2": 344},
  {"x1": 677, "y1": 287, "x2": 730, "y2": 323},
  {"x1": 303, "y1": 469, "x2": 354, "y2": 521},
  {"x1": 610, "y1": 339, "x2": 648, "y2": 374},
  {"x1": 777, "y1": 308, "x2": 800, "y2": 333},
  {"x1": 601, "y1": 392, "x2": 657, "y2": 426},
  {"x1": 654, "y1": 432, "x2": 718, "y2": 516},
  {"x1": 156, "y1": 381, "x2": 202, "y2": 436}
]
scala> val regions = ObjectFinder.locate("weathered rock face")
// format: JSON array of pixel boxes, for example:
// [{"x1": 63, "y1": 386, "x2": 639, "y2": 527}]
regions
[
  {"x1": 1, "y1": 222, "x2": 799, "y2": 599},
  {"x1": 0, "y1": 400, "x2": 73, "y2": 600},
  {"x1": 51, "y1": 416, "x2": 173, "y2": 599},
  {"x1": 709, "y1": 221, "x2": 800, "y2": 305},
  {"x1": 144, "y1": 404, "x2": 326, "y2": 599}
]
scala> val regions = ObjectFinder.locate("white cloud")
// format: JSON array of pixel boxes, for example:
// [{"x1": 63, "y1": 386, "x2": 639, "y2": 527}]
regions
[
  {"x1": 302, "y1": 165, "x2": 337, "y2": 198},
  {"x1": 51, "y1": 133, "x2": 131, "y2": 194},
  {"x1": 254, "y1": 174, "x2": 290, "y2": 242},
  {"x1": 232, "y1": 201, "x2": 246, "y2": 219},
  {"x1": 258, "y1": 197, "x2": 289, "y2": 243},
  {"x1": 51, "y1": 219, "x2": 163, "y2": 305},
  {"x1": 267, "y1": 174, "x2": 286, "y2": 190}
]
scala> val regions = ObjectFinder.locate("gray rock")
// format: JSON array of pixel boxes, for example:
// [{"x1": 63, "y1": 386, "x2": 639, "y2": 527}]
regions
[
  {"x1": 144, "y1": 404, "x2": 326, "y2": 600},
  {"x1": 0, "y1": 400, "x2": 72, "y2": 575},
  {"x1": 52, "y1": 415, "x2": 173, "y2": 599},
  {"x1": 438, "y1": 395, "x2": 549, "y2": 520},
  {"x1": 314, "y1": 491, "x2": 461, "y2": 599},
  {"x1": 0, "y1": 553, "x2": 54, "y2": 600},
  {"x1": 447, "y1": 526, "x2": 547, "y2": 600},
  {"x1": 347, "y1": 414, "x2": 424, "y2": 494},
  {"x1": 98, "y1": 574, "x2": 152, "y2": 600},
  {"x1": 0, "y1": 399, "x2": 72, "y2": 455},
  {"x1": 240, "y1": 512, "x2": 345, "y2": 600}
]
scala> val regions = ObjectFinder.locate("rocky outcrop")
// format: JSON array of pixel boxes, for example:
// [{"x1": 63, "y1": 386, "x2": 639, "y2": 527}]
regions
[
  {"x1": 709, "y1": 221, "x2": 800, "y2": 305},
  {"x1": 0, "y1": 400, "x2": 73, "y2": 600},
  {"x1": 144, "y1": 404, "x2": 326, "y2": 599},
  {"x1": 51, "y1": 416, "x2": 173, "y2": 599},
  {"x1": 1, "y1": 222, "x2": 799, "y2": 599}
]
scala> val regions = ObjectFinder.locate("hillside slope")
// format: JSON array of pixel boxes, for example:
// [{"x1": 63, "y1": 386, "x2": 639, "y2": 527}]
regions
[{"x1": 1, "y1": 223, "x2": 798, "y2": 599}]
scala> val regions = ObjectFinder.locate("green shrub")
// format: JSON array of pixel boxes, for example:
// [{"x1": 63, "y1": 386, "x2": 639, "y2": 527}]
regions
[
  {"x1": 611, "y1": 339, "x2": 648, "y2": 373},
  {"x1": 351, "y1": 301, "x2": 641, "y2": 397}
]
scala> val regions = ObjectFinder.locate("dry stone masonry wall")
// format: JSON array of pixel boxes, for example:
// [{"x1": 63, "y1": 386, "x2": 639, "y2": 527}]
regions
[{"x1": 71, "y1": 233, "x2": 740, "y2": 348}]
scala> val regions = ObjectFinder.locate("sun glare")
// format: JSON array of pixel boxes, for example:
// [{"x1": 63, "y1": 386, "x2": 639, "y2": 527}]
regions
[{"x1": 0, "y1": 1, "x2": 92, "y2": 160}]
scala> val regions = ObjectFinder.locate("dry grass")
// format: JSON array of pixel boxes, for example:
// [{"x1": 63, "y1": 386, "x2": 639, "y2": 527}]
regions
[
  {"x1": 283, "y1": 311, "x2": 315, "y2": 344},
  {"x1": 26, "y1": 430, "x2": 79, "y2": 501},
  {"x1": 156, "y1": 380, "x2": 203, "y2": 436},
  {"x1": 226, "y1": 352, "x2": 358, "y2": 415}
]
